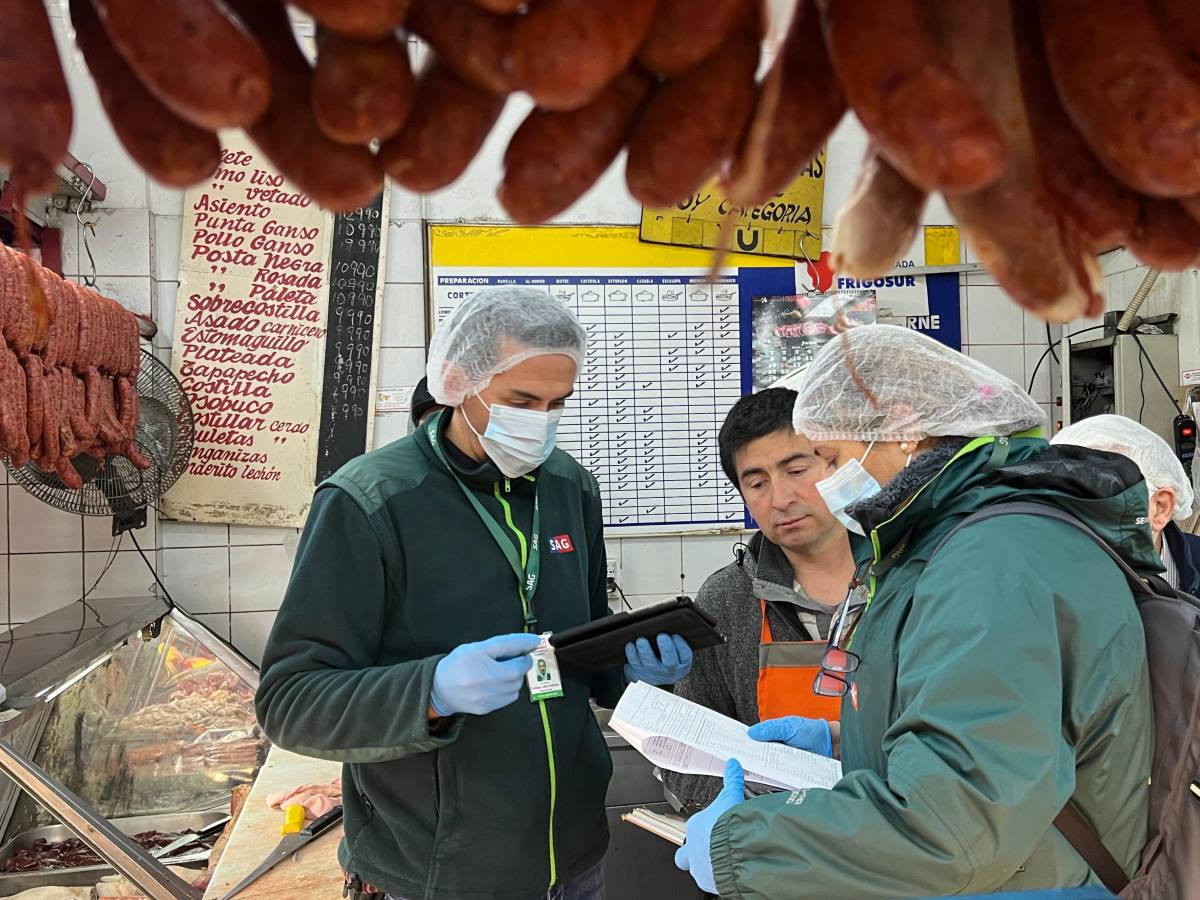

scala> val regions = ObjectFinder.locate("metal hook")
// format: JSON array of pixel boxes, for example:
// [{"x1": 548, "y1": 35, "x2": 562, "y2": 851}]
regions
[{"x1": 74, "y1": 163, "x2": 100, "y2": 288}]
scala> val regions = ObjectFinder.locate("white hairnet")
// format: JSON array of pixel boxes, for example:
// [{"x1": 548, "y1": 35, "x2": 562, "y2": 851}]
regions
[
  {"x1": 791, "y1": 325, "x2": 1045, "y2": 442},
  {"x1": 1051, "y1": 414, "x2": 1194, "y2": 520},
  {"x1": 427, "y1": 286, "x2": 587, "y2": 406}
]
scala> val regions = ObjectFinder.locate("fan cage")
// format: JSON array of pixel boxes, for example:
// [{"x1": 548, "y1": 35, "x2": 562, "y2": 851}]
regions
[{"x1": 5, "y1": 350, "x2": 195, "y2": 516}]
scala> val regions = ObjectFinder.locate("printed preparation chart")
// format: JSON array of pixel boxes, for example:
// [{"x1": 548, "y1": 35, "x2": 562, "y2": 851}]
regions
[
  {"x1": 434, "y1": 274, "x2": 745, "y2": 530},
  {"x1": 429, "y1": 225, "x2": 809, "y2": 535}
]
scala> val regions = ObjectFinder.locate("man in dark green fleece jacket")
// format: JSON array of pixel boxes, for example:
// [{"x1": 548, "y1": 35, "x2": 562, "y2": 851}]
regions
[{"x1": 256, "y1": 288, "x2": 694, "y2": 900}]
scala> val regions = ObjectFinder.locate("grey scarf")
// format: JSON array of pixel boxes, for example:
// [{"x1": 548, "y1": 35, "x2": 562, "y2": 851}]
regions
[{"x1": 847, "y1": 438, "x2": 973, "y2": 536}]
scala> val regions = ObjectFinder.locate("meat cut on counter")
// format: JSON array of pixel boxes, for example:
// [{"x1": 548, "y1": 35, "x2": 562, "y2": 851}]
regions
[
  {"x1": 267, "y1": 779, "x2": 342, "y2": 820},
  {"x1": 0, "y1": 245, "x2": 147, "y2": 486},
  {"x1": 1, "y1": 830, "x2": 216, "y2": 873}
]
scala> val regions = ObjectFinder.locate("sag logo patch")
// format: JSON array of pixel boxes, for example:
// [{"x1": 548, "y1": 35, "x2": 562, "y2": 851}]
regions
[{"x1": 548, "y1": 534, "x2": 575, "y2": 554}]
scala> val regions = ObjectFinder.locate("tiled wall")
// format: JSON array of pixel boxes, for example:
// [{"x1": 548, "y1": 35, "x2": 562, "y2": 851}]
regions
[{"x1": 2, "y1": 10, "x2": 1063, "y2": 661}]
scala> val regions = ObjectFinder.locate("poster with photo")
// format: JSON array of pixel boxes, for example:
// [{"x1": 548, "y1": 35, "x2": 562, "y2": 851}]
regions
[{"x1": 751, "y1": 289, "x2": 877, "y2": 390}]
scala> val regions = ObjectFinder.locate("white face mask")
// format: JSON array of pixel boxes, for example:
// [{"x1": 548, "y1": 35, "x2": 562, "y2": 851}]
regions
[
  {"x1": 815, "y1": 443, "x2": 881, "y2": 536},
  {"x1": 464, "y1": 397, "x2": 562, "y2": 478}
]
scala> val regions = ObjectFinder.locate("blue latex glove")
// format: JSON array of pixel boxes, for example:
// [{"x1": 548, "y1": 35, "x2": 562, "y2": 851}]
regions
[
  {"x1": 430, "y1": 633, "x2": 541, "y2": 716},
  {"x1": 674, "y1": 758, "x2": 744, "y2": 894},
  {"x1": 747, "y1": 716, "x2": 833, "y2": 756},
  {"x1": 623, "y1": 633, "x2": 694, "y2": 685}
]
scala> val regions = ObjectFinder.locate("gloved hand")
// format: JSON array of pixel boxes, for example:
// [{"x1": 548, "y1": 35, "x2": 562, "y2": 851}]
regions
[
  {"x1": 430, "y1": 633, "x2": 541, "y2": 717},
  {"x1": 623, "y1": 634, "x2": 694, "y2": 685},
  {"x1": 674, "y1": 758, "x2": 744, "y2": 894},
  {"x1": 747, "y1": 716, "x2": 833, "y2": 756}
]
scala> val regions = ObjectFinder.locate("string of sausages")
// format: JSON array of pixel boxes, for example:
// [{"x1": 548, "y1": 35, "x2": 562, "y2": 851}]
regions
[
  {"x1": 3, "y1": 1, "x2": 1200, "y2": 324},
  {"x1": 0, "y1": 246, "x2": 148, "y2": 488}
]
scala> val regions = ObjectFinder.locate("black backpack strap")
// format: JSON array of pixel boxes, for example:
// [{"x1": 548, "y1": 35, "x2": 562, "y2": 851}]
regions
[
  {"x1": 931, "y1": 499, "x2": 1141, "y2": 894},
  {"x1": 932, "y1": 500, "x2": 1155, "y2": 598}
]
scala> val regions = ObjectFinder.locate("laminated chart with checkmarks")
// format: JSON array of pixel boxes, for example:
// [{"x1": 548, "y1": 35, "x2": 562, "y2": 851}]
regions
[{"x1": 426, "y1": 225, "x2": 917, "y2": 536}]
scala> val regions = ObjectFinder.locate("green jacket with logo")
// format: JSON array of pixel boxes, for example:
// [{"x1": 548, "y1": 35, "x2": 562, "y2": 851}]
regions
[
  {"x1": 709, "y1": 436, "x2": 1154, "y2": 898},
  {"x1": 255, "y1": 414, "x2": 624, "y2": 899}
]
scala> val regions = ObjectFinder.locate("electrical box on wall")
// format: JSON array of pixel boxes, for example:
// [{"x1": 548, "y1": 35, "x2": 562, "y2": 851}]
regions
[
  {"x1": 1159, "y1": 270, "x2": 1200, "y2": 387},
  {"x1": 1062, "y1": 331, "x2": 1180, "y2": 442}
]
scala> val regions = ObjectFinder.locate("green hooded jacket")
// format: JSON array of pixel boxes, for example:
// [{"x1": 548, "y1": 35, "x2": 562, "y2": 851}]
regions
[
  {"x1": 255, "y1": 412, "x2": 624, "y2": 899},
  {"x1": 709, "y1": 436, "x2": 1154, "y2": 898}
]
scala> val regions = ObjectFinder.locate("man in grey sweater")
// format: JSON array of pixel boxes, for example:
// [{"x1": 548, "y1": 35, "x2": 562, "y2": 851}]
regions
[{"x1": 662, "y1": 388, "x2": 860, "y2": 809}]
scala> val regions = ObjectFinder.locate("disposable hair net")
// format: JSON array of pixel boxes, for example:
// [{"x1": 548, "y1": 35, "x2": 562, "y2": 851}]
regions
[
  {"x1": 791, "y1": 324, "x2": 1045, "y2": 442},
  {"x1": 427, "y1": 287, "x2": 587, "y2": 406},
  {"x1": 1051, "y1": 414, "x2": 1194, "y2": 520}
]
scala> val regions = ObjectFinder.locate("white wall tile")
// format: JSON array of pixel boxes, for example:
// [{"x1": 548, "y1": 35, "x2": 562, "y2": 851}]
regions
[
  {"x1": 88, "y1": 208, "x2": 151, "y2": 277},
  {"x1": 371, "y1": 413, "x2": 409, "y2": 450},
  {"x1": 388, "y1": 182, "x2": 423, "y2": 221},
  {"x1": 623, "y1": 593, "x2": 678, "y2": 610},
  {"x1": 57, "y1": 220, "x2": 80, "y2": 278},
  {"x1": 84, "y1": 513, "x2": 155, "y2": 552},
  {"x1": 384, "y1": 220, "x2": 425, "y2": 284},
  {"x1": 10, "y1": 554, "x2": 83, "y2": 623},
  {"x1": 231, "y1": 611, "x2": 278, "y2": 665},
  {"x1": 0, "y1": 487, "x2": 7, "y2": 555},
  {"x1": 162, "y1": 547, "x2": 229, "y2": 615},
  {"x1": 230, "y1": 545, "x2": 291, "y2": 612},
  {"x1": 192, "y1": 612, "x2": 231, "y2": 641},
  {"x1": 966, "y1": 285, "x2": 1024, "y2": 344},
  {"x1": 619, "y1": 536, "x2": 684, "y2": 596},
  {"x1": 965, "y1": 345, "x2": 1026, "y2": 388},
  {"x1": 681, "y1": 534, "x2": 741, "y2": 594},
  {"x1": 153, "y1": 215, "x2": 182, "y2": 282},
  {"x1": 8, "y1": 486, "x2": 82, "y2": 553},
  {"x1": 92, "y1": 275, "x2": 152, "y2": 317},
  {"x1": 149, "y1": 184, "x2": 185, "y2": 218},
  {"x1": 379, "y1": 348, "x2": 427, "y2": 390},
  {"x1": 1026, "y1": 345, "x2": 1056, "y2": 405},
  {"x1": 84, "y1": 550, "x2": 157, "y2": 600},
  {"x1": 229, "y1": 526, "x2": 290, "y2": 546},
  {"x1": 380, "y1": 283, "x2": 426, "y2": 348},
  {"x1": 154, "y1": 281, "x2": 179, "y2": 349},
  {"x1": 160, "y1": 521, "x2": 228, "y2": 548},
  {"x1": 0, "y1": 557, "x2": 8, "y2": 627}
]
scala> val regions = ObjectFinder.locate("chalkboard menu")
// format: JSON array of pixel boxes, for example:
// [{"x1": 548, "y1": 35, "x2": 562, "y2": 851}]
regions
[{"x1": 316, "y1": 194, "x2": 385, "y2": 483}]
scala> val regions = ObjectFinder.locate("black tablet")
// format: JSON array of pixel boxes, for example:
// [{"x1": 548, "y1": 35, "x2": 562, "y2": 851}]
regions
[{"x1": 550, "y1": 597, "x2": 726, "y2": 672}]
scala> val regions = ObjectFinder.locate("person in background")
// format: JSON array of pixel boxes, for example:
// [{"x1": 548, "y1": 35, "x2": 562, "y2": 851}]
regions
[
  {"x1": 1052, "y1": 413, "x2": 1200, "y2": 593},
  {"x1": 256, "y1": 287, "x2": 694, "y2": 900},
  {"x1": 661, "y1": 388, "x2": 859, "y2": 810},
  {"x1": 674, "y1": 325, "x2": 1153, "y2": 898},
  {"x1": 408, "y1": 375, "x2": 443, "y2": 431}
]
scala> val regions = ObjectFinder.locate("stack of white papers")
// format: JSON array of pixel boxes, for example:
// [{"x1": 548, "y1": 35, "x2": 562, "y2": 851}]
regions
[
  {"x1": 609, "y1": 681, "x2": 842, "y2": 791},
  {"x1": 621, "y1": 808, "x2": 687, "y2": 846}
]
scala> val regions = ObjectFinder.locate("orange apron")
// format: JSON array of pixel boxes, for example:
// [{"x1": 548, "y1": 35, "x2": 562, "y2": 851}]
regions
[{"x1": 756, "y1": 598, "x2": 842, "y2": 722}]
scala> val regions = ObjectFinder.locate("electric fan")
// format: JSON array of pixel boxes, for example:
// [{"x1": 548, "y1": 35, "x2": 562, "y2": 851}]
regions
[{"x1": 5, "y1": 349, "x2": 194, "y2": 527}]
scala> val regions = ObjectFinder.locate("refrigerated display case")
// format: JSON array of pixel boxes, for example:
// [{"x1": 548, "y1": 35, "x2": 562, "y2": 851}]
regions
[{"x1": 0, "y1": 595, "x2": 266, "y2": 898}]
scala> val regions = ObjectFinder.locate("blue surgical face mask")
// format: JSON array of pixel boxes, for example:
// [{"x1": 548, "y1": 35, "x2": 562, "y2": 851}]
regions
[
  {"x1": 464, "y1": 397, "x2": 562, "y2": 478},
  {"x1": 815, "y1": 443, "x2": 881, "y2": 536}
]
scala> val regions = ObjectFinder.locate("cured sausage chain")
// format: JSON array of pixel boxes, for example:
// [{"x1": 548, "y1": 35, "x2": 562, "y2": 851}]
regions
[
  {"x1": 4, "y1": 0, "x2": 1200, "y2": 322},
  {"x1": 0, "y1": 246, "x2": 148, "y2": 489}
]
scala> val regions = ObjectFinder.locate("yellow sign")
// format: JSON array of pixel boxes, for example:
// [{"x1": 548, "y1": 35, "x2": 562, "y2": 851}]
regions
[{"x1": 639, "y1": 153, "x2": 825, "y2": 260}]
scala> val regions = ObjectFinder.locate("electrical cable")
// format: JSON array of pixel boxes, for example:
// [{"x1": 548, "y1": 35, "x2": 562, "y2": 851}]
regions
[
  {"x1": 1129, "y1": 329, "x2": 1183, "y2": 414},
  {"x1": 608, "y1": 578, "x2": 633, "y2": 612},
  {"x1": 1137, "y1": 344, "x2": 1147, "y2": 423},
  {"x1": 130, "y1": 531, "x2": 175, "y2": 610},
  {"x1": 1045, "y1": 323, "x2": 1060, "y2": 365},
  {"x1": 1026, "y1": 324, "x2": 1108, "y2": 395}
]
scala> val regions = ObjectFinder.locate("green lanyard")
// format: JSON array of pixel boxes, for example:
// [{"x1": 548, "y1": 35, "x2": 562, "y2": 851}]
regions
[{"x1": 427, "y1": 412, "x2": 542, "y2": 629}]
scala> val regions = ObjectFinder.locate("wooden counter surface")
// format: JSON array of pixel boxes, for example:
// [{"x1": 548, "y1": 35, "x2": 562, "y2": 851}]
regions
[{"x1": 202, "y1": 745, "x2": 343, "y2": 899}]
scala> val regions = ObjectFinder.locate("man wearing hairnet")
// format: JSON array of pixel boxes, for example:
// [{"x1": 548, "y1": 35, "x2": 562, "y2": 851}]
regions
[
  {"x1": 1052, "y1": 414, "x2": 1200, "y2": 593},
  {"x1": 257, "y1": 288, "x2": 693, "y2": 900},
  {"x1": 675, "y1": 325, "x2": 1153, "y2": 898}
]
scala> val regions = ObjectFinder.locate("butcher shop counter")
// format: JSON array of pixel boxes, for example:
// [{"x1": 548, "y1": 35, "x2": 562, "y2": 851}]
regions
[
  {"x1": 206, "y1": 708, "x2": 705, "y2": 900},
  {"x1": 0, "y1": 594, "x2": 268, "y2": 897}
]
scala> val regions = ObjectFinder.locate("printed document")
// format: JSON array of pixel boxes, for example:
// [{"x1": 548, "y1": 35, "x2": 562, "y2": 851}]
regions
[{"x1": 610, "y1": 681, "x2": 842, "y2": 791}]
